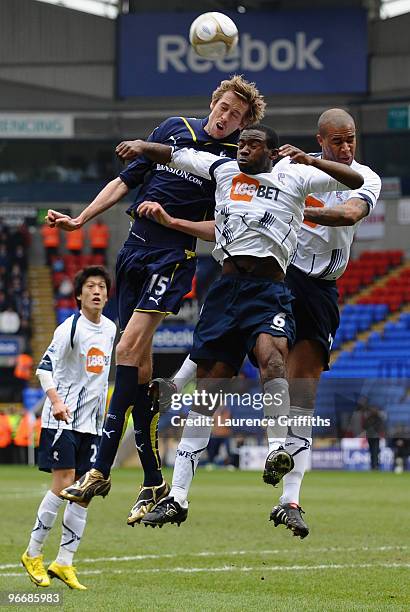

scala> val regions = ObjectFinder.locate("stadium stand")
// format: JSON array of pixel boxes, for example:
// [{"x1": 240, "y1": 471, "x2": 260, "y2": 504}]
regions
[{"x1": 50, "y1": 254, "x2": 106, "y2": 323}]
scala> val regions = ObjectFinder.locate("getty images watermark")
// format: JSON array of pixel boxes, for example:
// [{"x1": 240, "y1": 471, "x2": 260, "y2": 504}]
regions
[{"x1": 168, "y1": 390, "x2": 330, "y2": 428}]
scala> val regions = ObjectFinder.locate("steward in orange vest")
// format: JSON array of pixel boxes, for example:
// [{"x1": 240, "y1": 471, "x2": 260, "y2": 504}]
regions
[
  {"x1": 66, "y1": 228, "x2": 84, "y2": 254},
  {"x1": 14, "y1": 413, "x2": 35, "y2": 447},
  {"x1": 41, "y1": 225, "x2": 60, "y2": 248},
  {"x1": 41, "y1": 224, "x2": 60, "y2": 265},
  {"x1": 14, "y1": 354, "x2": 33, "y2": 381},
  {"x1": 0, "y1": 413, "x2": 12, "y2": 448},
  {"x1": 89, "y1": 220, "x2": 109, "y2": 263}
]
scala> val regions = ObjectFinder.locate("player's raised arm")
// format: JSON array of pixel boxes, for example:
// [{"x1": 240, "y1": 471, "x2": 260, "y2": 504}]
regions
[
  {"x1": 116, "y1": 140, "x2": 172, "y2": 164},
  {"x1": 137, "y1": 201, "x2": 216, "y2": 242},
  {"x1": 47, "y1": 177, "x2": 130, "y2": 231},
  {"x1": 303, "y1": 197, "x2": 369, "y2": 227},
  {"x1": 279, "y1": 144, "x2": 363, "y2": 190},
  {"x1": 303, "y1": 171, "x2": 382, "y2": 227},
  {"x1": 117, "y1": 139, "x2": 223, "y2": 181}
]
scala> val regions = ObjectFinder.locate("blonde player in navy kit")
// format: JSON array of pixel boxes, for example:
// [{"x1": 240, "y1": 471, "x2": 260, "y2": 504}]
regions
[
  {"x1": 49, "y1": 77, "x2": 266, "y2": 526},
  {"x1": 113, "y1": 124, "x2": 363, "y2": 528},
  {"x1": 21, "y1": 266, "x2": 116, "y2": 590}
]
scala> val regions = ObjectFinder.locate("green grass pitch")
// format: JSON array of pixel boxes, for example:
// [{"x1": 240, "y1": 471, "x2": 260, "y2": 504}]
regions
[{"x1": 1, "y1": 466, "x2": 409, "y2": 611}]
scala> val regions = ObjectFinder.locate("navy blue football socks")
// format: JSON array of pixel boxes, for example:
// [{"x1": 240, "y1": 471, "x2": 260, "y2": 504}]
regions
[
  {"x1": 132, "y1": 384, "x2": 163, "y2": 486},
  {"x1": 94, "y1": 365, "x2": 138, "y2": 479}
]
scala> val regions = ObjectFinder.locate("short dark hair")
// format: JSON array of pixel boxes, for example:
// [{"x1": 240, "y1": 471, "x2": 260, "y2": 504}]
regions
[
  {"x1": 74, "y1": 266, "x2": 112, "y2": 309},
  {"x1": 241, "y1": 123, "x2": 279, "y2": 150}
]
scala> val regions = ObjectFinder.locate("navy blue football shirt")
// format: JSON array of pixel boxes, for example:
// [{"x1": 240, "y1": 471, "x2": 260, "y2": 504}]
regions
[{"x1": 119, "y1": 116, "x2": 239, "y2": 251}]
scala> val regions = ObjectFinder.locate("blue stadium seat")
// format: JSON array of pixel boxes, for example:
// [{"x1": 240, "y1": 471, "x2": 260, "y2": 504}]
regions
[
  {"x1": 22, "y1": 387, "x2": 45, "y2": 410},
  {"x1": 57, "y1": 308, "x2": 76, "y2": 324}
]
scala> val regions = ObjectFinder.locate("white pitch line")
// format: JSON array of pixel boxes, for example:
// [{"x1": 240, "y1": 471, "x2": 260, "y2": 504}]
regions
[
  {"x1": 1, "y1": 545, "x2": 408, "y2": 571},
  {"x1": 4, "y1": 562, "x2": 410, "y2": 578}
]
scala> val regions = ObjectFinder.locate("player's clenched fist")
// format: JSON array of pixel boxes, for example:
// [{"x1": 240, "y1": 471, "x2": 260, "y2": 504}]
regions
[
  {"x1": 46, "y1": 209, "x2": 70, "y2": 227},
  {"x1": 51, "y1": 400, "x2": 72, "y2": 424},
  {"x1": 116, "y1": 140, "x2": 146, "y2": 161},
  {"x1": 46, "y1": 209, "x2": 82, "y2": 231}
]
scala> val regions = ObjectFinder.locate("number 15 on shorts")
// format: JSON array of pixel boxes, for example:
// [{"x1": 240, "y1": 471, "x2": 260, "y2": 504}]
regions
[{"x1": 147, "y1": 274, "x2": 170, "y2": 306}]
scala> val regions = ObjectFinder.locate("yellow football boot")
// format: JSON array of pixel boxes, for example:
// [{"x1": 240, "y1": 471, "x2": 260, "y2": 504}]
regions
[
  {"x1": 47, "y1": 561, "x2": 87, "y2": 590},
  {"x1": 21, "y1": 551, "x2": 50, "y2": 587}
]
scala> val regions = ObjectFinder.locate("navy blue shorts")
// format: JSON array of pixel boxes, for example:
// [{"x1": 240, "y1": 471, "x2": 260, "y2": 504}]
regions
[
  {"x1": 116, "y1": 242, "x2": 197, "y2": 331},
  {"x1": 37, "y1": 428, "x2": 100, "y2": 476},
  {"x1": 191, "y1": 274, "x2": 295, "y2": 373},
  {"x1": 285, "y1": 264, "x2": 340, "y2": 370}
]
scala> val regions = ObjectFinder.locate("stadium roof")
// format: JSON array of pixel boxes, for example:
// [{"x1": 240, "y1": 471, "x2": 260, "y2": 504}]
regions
[
  {"x1": 34, "y1": 0, "x2": 118, "y2": 18},
  {"x1": 32, "y1": 0, "x2": 410, "y2": 20},
  {"x1": 381, "y1": 0, "x2": 410, "y2": 17}
]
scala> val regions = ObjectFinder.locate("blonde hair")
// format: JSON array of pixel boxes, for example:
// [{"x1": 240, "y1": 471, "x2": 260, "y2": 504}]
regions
[{"x1": 211, "y1": 75, "x2": 266, "y2": 125}]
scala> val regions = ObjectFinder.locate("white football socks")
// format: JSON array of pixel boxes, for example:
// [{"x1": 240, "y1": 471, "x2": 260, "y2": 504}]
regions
[
  {"x1": 170, "y1": 410, "x2": 212, "y2": 507},
  {"x1": 280, "y1": 405, "x2": 313, "y2": 506},
  {"x1": 173, "y1": 356, "x2": 197, "y2": 393},
  {"x1": 28, "y1": 490, "x2": 64, "y2": 557},
  {"x1": 55, "y1": 502, "x2": 88, "y2": 566},
  {"x1": 263, "y1": 378, "x2": 290, "y2": 452}
]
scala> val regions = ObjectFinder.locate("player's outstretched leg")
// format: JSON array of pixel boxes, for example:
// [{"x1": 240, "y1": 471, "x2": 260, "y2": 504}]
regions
[
  {"x1": 141, "y1": 496, "x2": 188, "y2": 528},
  {"x1": 127, "y1": 480, "x2": 170, "y2": 526},
  {"x1": 270, "y1": 503, "x2": 309, "y2": 539}
]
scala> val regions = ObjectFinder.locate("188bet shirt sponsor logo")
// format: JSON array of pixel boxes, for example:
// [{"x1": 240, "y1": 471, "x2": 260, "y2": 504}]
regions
[
  {"x1": 86, "y1": 347, "x2": 110, "y2": 374},
  {"x1": 230, "y1": 174, "x2": 280, "y2": 202}
]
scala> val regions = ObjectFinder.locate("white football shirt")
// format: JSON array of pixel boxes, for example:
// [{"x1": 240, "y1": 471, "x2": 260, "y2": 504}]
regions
[
  {"x1": 37, "y1": 312, "x2": 116, "y2": 435},
  {"x1": 170, "y1": 149, "x2": 359, "y2": 272},
  {"x1": 291, "y1": 157, "x2": 381, "y2": 280}
]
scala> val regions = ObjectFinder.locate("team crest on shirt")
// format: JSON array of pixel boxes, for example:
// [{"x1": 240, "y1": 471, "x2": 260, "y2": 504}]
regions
[{"x1": 86, "y1": 347, "x2": 109, "y2": 374}]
